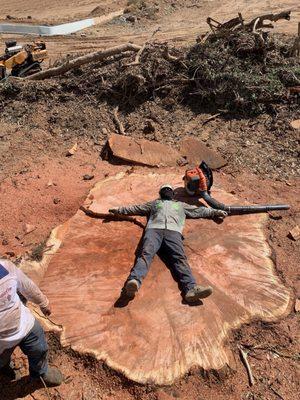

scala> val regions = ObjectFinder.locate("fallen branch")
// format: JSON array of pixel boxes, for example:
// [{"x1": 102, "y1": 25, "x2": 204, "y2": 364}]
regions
[
  {"x1": 163, "y1": 46, "x2": 184, "y2": 62},
  {"x1": 207, "y1": 16, "x2": 241, "y2": 33},
  {"x1": 246, "y1": 10, "x2": 291, "y2": 31},
  {"x1": 207, "y1": 10, "x2": 291, "y2": 35},
  {"x1": 202, "y1": 112, "x2": 222, "y2": 125},
  {"x1": 40, "y1": 376, "x2": 51, "y2": 400},
  {"x1": 290, "y1": 22, "x2": 300, "y2": 57},
  {"x1": 53, "y1": 388, "x2": 63, "y2": 400},
  {"x1": 247, "y1": 344, "x2": 300, "y2": 361},
  {"x1": 126, "y1": 27, "x2": 161, "y2": 66},
  {"x1": 238, "y1": 345, "x2": 255, "y2": 386},
  {"x1": 113, "y1": 106, "x2": 126, "y2": 135},
  {"x1": 196, "y1": 32, "x2": 211, "y2": 44},
  {"x1": 238, "y1": 13, "x2": 245, "y2": 29},
  {"x1": 252, "y1": 17, "x2": 260, "y2": 33},
  {"x1": 270, "y1": 385, "x2": 285, "y2": 400},
  {"x1": 26, "y1": 43, "x2": 141, "y2": 80},
  {"x1": 79, "y1": 205, "x2": 145, "y2": 229},
  {"x1": 127, "y1": 42, "x2": 147, "y2": 66},
  {"x1": 269, "y1": 348, "x2": 300, "y2": 361}
]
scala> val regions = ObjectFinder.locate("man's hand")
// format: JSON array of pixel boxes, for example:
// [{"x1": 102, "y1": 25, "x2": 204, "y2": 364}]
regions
[
  {"x1": 214, "y1": 210, "x2": 228, "y2": 219},
  {"x1": 40, "y1": 305, "x2": 51, "y2": 317},
  {"x1": 109, "y1": 208, "x2": 119, "y2": 215},
  {"x1": 213, "y1": 210, "x2": 228, "y2": 224}
]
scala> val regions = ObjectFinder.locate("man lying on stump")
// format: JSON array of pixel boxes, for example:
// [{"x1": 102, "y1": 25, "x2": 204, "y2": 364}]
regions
[
  {"x1": 109, "y1": 184, "x2": 227, "y2": 303},
  {"x1": 0, "y1": 258, "x2": 63, "y2": 386}
]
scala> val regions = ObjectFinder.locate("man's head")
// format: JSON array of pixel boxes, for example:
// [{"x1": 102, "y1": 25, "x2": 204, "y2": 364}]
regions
[{"x1": 159, "y1": 184, "x2": 174, "y2": 200}]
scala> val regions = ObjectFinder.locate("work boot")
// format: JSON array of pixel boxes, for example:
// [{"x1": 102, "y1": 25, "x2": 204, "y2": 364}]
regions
[
  {"x1": 0, "y1": 362, "x2": 19, "y2": 380},
  {"x1": 41, "y1": 367, "x2": 64, "y2": 387},
  {"x1": 125, "y1": 279, "x2": 139, "y2": 298},
  {"x1": 185, "y1": 285, "x2": 213, "y2": 303}
]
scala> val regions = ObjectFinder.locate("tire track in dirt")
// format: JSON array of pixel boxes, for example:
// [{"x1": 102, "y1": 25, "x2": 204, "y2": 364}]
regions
[{"x1": 1, "y1": 1, "x2": 299, "y2": 63}]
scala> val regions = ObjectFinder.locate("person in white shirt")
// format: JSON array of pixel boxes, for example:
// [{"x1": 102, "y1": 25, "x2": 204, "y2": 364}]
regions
[{"x1": 0, "y1": 258, "x2": 63, "y2": 386}]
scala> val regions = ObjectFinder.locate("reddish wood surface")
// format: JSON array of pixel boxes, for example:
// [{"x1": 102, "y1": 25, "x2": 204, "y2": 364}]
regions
[
  {"x1": 107, "y1": 134, "x2": 181, "y2": 167},
  {"x1": 35, "y1": 173, "x2": 290, "y2": 384},
  {"x1": 179, "y1": 137, "x2": 227, "y2": 169}
]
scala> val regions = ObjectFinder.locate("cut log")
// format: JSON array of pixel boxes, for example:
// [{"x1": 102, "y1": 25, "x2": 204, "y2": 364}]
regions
[
  {"x1": 24, "y1": 173, "x2": 291, "y2": 385},
  {"x1": 179, "y1": 137, "x2": 227, "y2": 169},
  {"x1": 26, "y1": 43, "x2": 141, "y2": 80},
  {"x1": 105, "y1": 134, "x2": 181, "y2": 167}
]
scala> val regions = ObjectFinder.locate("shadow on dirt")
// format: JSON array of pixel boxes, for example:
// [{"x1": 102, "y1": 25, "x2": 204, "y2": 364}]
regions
[{"x1": 0, "y1": 375, "x2": 44, "y2": 400}]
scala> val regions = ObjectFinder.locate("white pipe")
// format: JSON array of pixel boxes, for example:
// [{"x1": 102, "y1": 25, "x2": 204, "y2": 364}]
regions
[{"x1": 0, "y1": 10, "x2": 124, "y2": 36}]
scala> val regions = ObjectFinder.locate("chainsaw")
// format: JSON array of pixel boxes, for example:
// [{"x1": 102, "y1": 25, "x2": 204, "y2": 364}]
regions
[{"x1": 184, "y1": 161, "x2": 290, "y2": 214}]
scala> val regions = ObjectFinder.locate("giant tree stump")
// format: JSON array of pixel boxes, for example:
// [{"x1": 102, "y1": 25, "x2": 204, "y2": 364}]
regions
[{"x1": 28, "y1": 173, "x2": 291, "y2": 385}]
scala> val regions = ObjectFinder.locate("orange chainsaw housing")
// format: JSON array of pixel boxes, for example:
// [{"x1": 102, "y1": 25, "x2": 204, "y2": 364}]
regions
[{"x1": 184, "y1": 167, "x2": 208, "y2": 194}]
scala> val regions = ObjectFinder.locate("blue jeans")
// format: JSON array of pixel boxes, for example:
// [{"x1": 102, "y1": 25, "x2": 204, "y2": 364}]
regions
[
  {"x1": 0, "y1": 318, "x2": 48, "y2": 378},
  {"x1": 128, "y1": 228, "x2": 196, "y2": 294}
]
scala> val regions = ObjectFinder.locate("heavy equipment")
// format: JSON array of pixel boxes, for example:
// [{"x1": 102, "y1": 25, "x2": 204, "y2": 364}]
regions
[
  {"x1": 0, "y1": 40, "x2": 47, "y2": 80},
  {"x1": 184, "y1": 161, "x2": 290, "y2": 214}
]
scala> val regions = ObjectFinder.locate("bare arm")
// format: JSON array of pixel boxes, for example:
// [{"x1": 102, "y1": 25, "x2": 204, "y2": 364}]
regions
[{"x1": 110, "y1": 201, "x2": 153, "y2": 216}]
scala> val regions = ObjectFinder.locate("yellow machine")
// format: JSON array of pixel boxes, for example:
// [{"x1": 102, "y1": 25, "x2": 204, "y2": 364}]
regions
[{"x1": 0, "y1": 40, "x2": 48, "y2": 79}]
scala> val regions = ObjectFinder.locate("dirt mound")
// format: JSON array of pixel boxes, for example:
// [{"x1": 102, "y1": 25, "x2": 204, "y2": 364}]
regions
[
  {"x1": 59, "y1": 31, "x2": 299, "y2": 113},
  {"x1": 124, "y1": 0, "x2": 161, "y2": 20},
  {"x1": 30, "y1": 31, "x2": 297, "y2": 115},
  {"x1": 187, "y1": 32, "x2": 300, "y2": 112},
  {"x1": 123, "y1": 0, "x2": 188, "y2": 21},
  {"x1": 0, "y1": 31, "x2": 299, "y2": 181}
]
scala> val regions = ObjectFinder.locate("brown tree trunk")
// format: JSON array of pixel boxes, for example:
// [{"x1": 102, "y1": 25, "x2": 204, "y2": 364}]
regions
[{"x1": 27, "y1": 43, "x2": 141, "y2": 80}]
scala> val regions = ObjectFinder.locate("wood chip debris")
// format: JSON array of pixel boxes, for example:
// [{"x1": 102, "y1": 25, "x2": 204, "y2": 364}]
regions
[
  {"x1": 24, "y1": 224, "x2": 36, "y2": 235},
  {"x1": 67, "y1": 143, "x2": 78, "y2": 156},
  {"x1": 288, "y1": 225, "x2": 300, "y2": 241},
  {"x1": 290, "y1": 119, "x2": 300, "y2": 130}
]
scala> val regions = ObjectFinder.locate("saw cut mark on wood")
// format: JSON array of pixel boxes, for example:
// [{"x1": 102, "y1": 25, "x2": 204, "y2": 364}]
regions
[{"x1": 25, "y1": 173, "x2": 291, "y2": 385}]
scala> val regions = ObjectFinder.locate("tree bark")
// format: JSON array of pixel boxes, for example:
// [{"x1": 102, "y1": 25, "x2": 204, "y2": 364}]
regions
[{"x1": 27, "y1": 43, "x2": 141, "y2": 80}]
